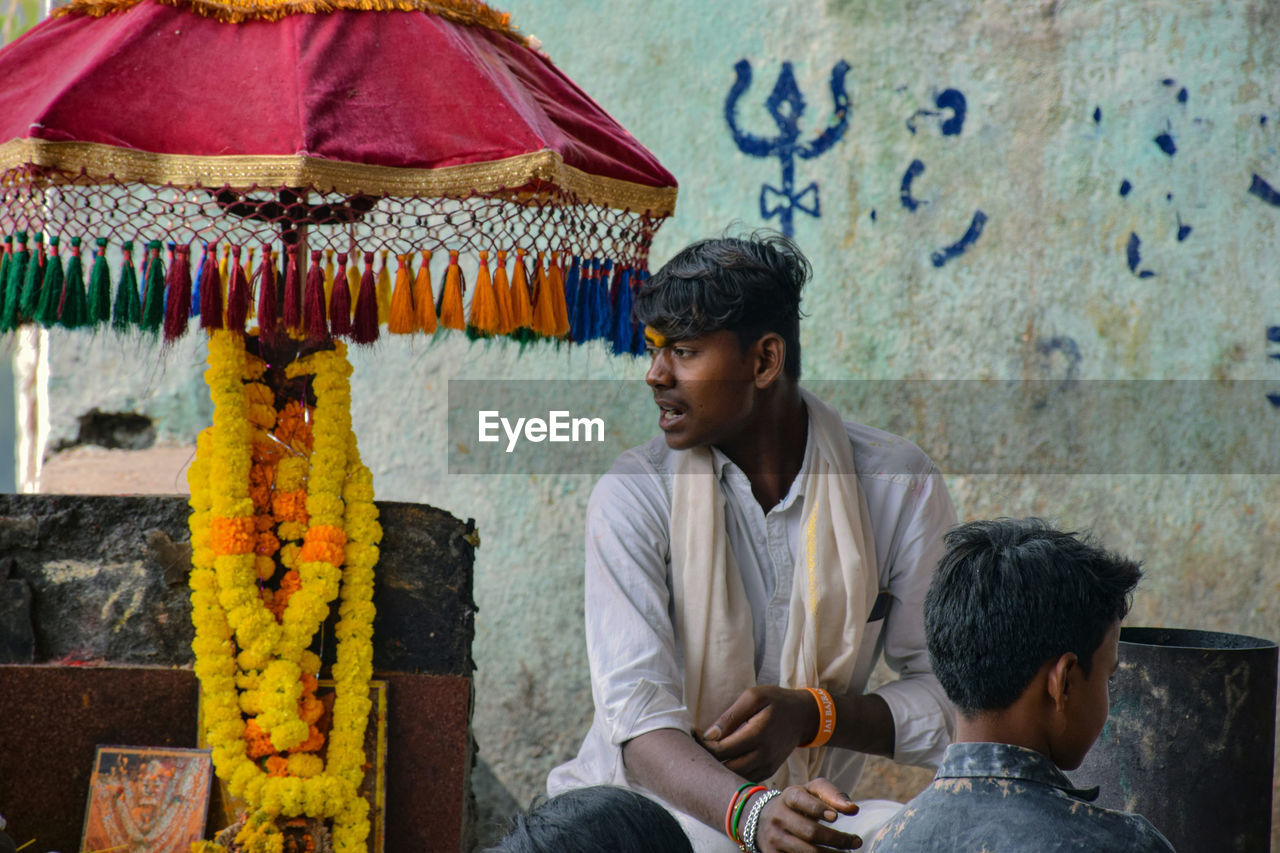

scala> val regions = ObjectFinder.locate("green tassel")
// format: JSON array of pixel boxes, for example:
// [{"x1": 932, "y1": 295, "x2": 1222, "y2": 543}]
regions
[
  {"x1": 18, "y1": 231, "x2": 44, "y2": 321},
  {"x1": 59, "y1": 237, "x2": 88, "y2": 329},
  {"x1": 1, "y1": 231, "x2": 30, "y2": 332},
  {"x1": 34, "y1": 235, "x2": 64, "y2": 327},
  {"x1": 111, "y1": 240, "x2": 142, "y2": 332},
  {"x1": 140, "y1": 239, "x2": 165, "y2": 332},
  {"x1": 87, "y1": 237, "x2": 111, "y2": 326}
]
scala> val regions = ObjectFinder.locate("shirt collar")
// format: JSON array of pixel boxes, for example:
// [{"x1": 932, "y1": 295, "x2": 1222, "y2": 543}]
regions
[
  {"x1": 937, "y1": 742, "x2": 1101, "y2": 802},
  {"x1": 708, "y1": 410, "x2": 816, "y2": 511}
]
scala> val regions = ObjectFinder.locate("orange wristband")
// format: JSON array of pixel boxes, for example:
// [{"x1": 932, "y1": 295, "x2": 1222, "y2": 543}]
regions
[{"x1": 799, "y1": 686, "x2": 836, "y2": 748}]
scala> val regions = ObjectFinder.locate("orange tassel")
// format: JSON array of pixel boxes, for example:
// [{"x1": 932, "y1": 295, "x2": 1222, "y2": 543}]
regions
[
  {"x1": 244, "y1": 246, "x2": 257, "y2": 320},
  {"x1": 323, "y1": 248, "x2": 335, "y2": 314},
  {"x1": 376, "y1": 249, "x2": 392, "y2": 325},
  {"x1": 414, "y1": 249, "x2": 437, "y2": 333},
  {"x1": 492, "y1": 249, "x2": 514, "y2": 334},
  {"x1": 388, "y1": 253, "x2": 417, "y2": 334},
  {"x1": 346, "y1": 257, "x2": 362, "y2": 323},
  {"x1": 531, "y1": 252, "x2": 558, "y2": 336},
  {"x1": 468, "y1": 251, "x2": 500, "y2": 335},
  {"x1": 509, "y1": 248, "x2": 533, "y2": 331},
  {"x1": 549, "y1": 252, "x2": 570, "y2": 337},
  {"x1": 439, "y1": 250, "x2": 466, "y2": 330}
]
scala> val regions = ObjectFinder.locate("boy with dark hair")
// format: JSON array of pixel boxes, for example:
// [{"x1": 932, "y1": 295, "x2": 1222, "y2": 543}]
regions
[
  {"x1": 550, "y1": 232, "x2": 957, "y2": 852},
  {"x1": 868, "y1": 518, "x2": 1175, "y2": 852},
  {"x1": 487, "y1": 786, "x2": 694, "y2": 853}
]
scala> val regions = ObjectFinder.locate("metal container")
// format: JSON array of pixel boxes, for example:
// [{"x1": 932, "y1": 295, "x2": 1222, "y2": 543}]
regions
[{"x1": 1072, "y1": 627, "x2": 1278, "y2": 852}]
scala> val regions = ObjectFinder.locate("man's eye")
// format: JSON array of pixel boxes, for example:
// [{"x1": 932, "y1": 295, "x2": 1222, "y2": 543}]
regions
[{"x1": 673, "y1": 347, "x2": 692, "y2": 357}]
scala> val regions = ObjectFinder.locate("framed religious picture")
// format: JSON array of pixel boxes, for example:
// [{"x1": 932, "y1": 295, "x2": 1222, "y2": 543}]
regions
[
  {"x1": 80, "y1": 745, "x2": 213, "y2": 852},
  {"x1": 199, "y1": 679, "x2": 388, "y2": 853}
]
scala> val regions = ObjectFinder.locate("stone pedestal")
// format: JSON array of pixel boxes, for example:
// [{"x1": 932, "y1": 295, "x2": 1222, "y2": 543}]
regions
[{"x1": 0, "y1": 494, "x2": 476, "y2": 852}]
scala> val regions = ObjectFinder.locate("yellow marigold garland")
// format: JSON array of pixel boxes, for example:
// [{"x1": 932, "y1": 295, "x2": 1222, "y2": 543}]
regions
[{"x1": 189, "y1": 331, "x2": 380, "y2": 852}]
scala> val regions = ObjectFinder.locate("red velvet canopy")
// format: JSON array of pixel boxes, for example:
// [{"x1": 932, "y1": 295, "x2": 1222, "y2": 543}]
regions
[
  {"x1": 0, "y1": 0, "x2": 675, "y2": 211},
  {"x1": 0, "y1": 0, "x2": 676, "y2": 347}
]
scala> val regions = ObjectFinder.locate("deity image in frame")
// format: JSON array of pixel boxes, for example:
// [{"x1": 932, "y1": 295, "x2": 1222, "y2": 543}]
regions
[{"x1": 81, "y1": 745, "x2": 213, "y2": 852}]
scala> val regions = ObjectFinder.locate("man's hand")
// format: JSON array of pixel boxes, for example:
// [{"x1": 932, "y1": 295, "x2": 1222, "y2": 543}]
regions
[
  {"x1": 754, "y1": 779, "x2": 862, "y2": 852},
  {"x1": 699, "y1": 685, "x2": 816, "y2": 781}
]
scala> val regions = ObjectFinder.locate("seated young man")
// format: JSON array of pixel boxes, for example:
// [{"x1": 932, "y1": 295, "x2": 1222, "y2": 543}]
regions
[
  {"x1": 868, "y1": 518, "x2": 1175, "y2": 852},
  {"x1": 549, "y1": 233, "x2": 957, "y2": 852}
]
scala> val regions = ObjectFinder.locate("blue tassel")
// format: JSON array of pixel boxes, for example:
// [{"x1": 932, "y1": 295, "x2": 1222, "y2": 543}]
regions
[
  {"x1": 611, "y1": 266, "x2": 634, "y2": 355},
  {"x1": 564, "y1": 255, "x2": 582, "y2": 341},
  {"x1": 592, "y1": 259, "x2": 611, "y2": 340},
  {"x1": 572, "y1": 257, "x2": 593, "y2": 342},
  {"x1": 191, "y1": 242, "x2": 209, "y2": 316}
]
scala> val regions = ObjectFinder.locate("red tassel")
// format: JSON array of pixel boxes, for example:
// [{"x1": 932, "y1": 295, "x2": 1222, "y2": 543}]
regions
[
  {"x1": 282, "y1": 244, "x2": 302, "y2": 330},
  {"x1": 199, "y1": 241, "x2": 223, "y2": 330},
  {"x1": 303, "y1": 249, "x2": 327, "y2": 341},
  {"x1": 163, "y1": 244, "x2": 192, "y2": 342},
  {"x1": 225, "y1": 245, "x2": 251, "y2": 331},
  {"x1": 352, "y1": 250, "x2": 379, "y2": 344},
  {"x1": 256, "y1": 242, "x2": 278, "y2": 341},
  {"x1": 330, "y1": 252, "x2": 352, "y2": 337}
]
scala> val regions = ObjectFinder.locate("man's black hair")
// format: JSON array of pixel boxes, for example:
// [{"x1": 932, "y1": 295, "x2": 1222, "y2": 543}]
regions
[
  {"x1": 635, "y1": 231, "x2": 809, "y2": 379},
  {"x1": 486, "y1": 786, "x2": 693, "y2": 853},
  {"x1": 924, "y1": 518, "x2": 1143, "y2": 716}
]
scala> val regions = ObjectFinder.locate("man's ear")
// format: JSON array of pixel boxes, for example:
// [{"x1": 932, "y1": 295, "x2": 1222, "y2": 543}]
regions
[
  {"x1": 1045, "y1": 652, "x2": 1079, "y2": 715},
  {"x1": 753, "y1": 332, "x2": 786, "y2": 388}
]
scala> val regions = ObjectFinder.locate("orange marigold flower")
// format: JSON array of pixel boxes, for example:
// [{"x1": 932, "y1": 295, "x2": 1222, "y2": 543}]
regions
[
  {"x1": 248, "y1": 483, "x2": 272, "y2": 511},
  {"x1": 254, "y1": 513, "x2": 276, "y2": 533},
  {"x1": 298, "y1": 542, "x2": 345, "y2": 566},
  {"x1": 300, "y1": 672, "x2": 318, "y2": 695},
  {"x1": 293, "y1": 724, "x2": 326, "y2": 754},
  {"x1": 255, "y1": 530, "x2": 281, "y2": 557},
  {"x1": 244, "y1": 719, "x2": 275, "y2": 759},
  {"x1": 265, "y1": 755, "x2": 290, "y2": 776},
  {"x1": 210, "y1": 516, "x2": 256, "y2": 555},
  {"x1": 299, "y1": 694, "x2": 324, "y2": 725},
  {"x1": 272, "y1": 490, "x2": 308, "y2": 524},
  {"x1": 252, "y1": 440, "x2": 284, "y2": 465}
]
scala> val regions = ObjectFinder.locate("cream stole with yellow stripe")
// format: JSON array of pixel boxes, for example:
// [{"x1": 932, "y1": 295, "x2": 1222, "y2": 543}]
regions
[{"x1": 670, "y1": 389, "x2": 878, "y2": 788}]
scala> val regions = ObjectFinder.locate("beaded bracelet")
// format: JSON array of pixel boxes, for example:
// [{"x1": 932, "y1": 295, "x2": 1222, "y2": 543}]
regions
[
  {"x1": 741, "y1": 788, "x2": 783, "y2": 853},
  {"x1": 799, "y1": 686, "x2": 836, "y2": 748}
]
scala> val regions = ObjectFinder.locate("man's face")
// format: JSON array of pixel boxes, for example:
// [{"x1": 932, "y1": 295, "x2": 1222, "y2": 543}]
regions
[
  {"x1": 644, "y1": 329, "x2": 757, "y2": 450},
  {"x1": 1057, "y1": 620, "x2": 1121, "y2": 771}
]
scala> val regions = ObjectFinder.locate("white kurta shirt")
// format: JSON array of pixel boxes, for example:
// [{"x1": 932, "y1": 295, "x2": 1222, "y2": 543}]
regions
[{"x1": 549, "y1": 416, "x2": 957, "y2": 799}]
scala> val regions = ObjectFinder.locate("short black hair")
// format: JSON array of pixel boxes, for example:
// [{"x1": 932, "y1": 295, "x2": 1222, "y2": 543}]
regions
[
  {"x1": 485, "y1": 786, "x2": 693, "y2": 853},
  {"x1": 635, "y1": 231, "x2": 809, "y2": 379},
  {"x1": 924, "y1": 518, "x2": 1143, "y2": 716}
]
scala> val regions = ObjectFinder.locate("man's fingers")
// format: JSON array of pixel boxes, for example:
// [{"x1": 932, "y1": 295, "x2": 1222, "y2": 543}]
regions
[
  {"x1": 804, "y1": 777, "x2": 859, "y2": 815},
  {"x1": 704, "y1": 688, "x2": 767, "y2": 741}
]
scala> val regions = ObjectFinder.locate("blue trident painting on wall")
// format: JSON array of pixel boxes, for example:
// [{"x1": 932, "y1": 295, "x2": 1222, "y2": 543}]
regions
[{"x1": 725, "y1": 59, "x2": 851, "y2": 237}]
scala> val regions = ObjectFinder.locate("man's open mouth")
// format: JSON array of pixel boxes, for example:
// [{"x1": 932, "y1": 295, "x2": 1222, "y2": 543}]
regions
[{"x1": 656, "y1": 401, "x2": 685, "y2": 429}]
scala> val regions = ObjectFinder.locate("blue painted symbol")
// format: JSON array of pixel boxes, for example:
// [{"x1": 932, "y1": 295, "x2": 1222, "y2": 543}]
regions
[
  {"x1": 1249, "y1": 174, "x2": 1280, "y2": 207},
  {"x1": 726, "y1": 59, "x2": 851, "y2": 237},
  {"x1": 900, "y1": 159, "x2": 926, "y2": 211},
  {"x1": 906, "y1": 89, "x2": 967, "y2": 136},
  {"x1": 931, "y1": 212, "x2": 988, "y2": 268},
  {"x1": 1268, "y1": 326, "x2": 1280, "y2": 361},
  {"x1": 1126, "y1": 232, "x2": 1156, "y2": 278}
]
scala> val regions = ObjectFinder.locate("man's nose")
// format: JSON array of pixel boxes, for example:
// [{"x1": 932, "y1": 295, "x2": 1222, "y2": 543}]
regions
[{"x1": 645, "y1": 350, "x2": 671, "y2": 387}]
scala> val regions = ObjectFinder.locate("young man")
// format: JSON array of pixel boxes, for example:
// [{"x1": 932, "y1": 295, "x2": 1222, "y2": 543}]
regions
[
  {"x1": 548, "y1": 234, "x2": 957, "y2": 852},
  {"x1": 868, "y1": 518, "x2": 1175, "y2": 852}
]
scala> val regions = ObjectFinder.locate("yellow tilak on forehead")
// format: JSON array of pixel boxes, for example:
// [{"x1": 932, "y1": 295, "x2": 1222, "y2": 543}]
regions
[{"x1": 644, "y1": 328, "x2": 667, "y2": 348}]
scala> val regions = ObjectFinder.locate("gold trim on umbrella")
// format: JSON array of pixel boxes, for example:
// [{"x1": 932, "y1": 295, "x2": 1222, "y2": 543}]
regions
[
  {"x1": 0, "y1": 139, "x2": 679, "y2": 216},
  {"x1": 56, "y1": 0, "x2": 530, "y2": 38}
]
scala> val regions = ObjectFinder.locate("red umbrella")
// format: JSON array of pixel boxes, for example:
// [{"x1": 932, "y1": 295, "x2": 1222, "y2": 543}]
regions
[{"x1": 0, "y1": 0, "x2": 676, "y2": 348}]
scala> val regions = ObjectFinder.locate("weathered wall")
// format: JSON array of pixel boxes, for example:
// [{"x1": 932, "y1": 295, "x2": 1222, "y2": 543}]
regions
[{"x1": 22, "y1": 0, "x2": 1280, "y2": 845}]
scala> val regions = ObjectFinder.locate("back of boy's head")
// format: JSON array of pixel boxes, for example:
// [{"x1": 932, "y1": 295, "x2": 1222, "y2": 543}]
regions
[
  {"x1": 486, "y1": 785, "x2": 694, "y2": 853},
  {"x1": 635, "y1": 231, "x2": 809, "y2": 379},
  {"x1": 925, "y1": 518, "x2": 1143, "y2": 716}
]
